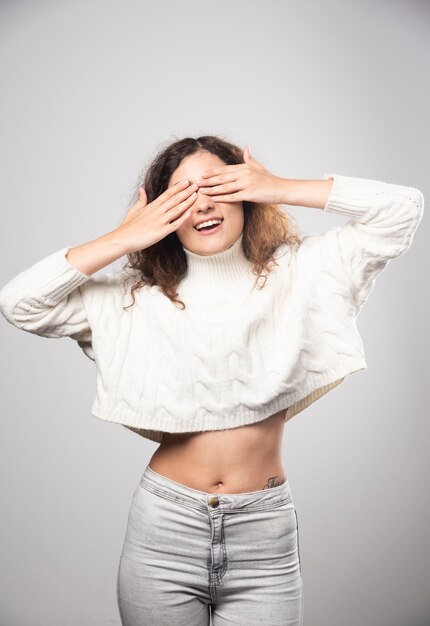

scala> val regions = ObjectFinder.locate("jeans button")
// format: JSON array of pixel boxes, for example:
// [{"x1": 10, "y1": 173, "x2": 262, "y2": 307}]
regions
[{"x1": 209, "y1": 496, "x2": 219, "y2": 507}]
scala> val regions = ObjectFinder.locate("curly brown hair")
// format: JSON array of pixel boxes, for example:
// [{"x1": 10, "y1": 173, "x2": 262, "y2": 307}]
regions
[{"x1": 121, "y1": 134, "x2": 302, "y2": 310}]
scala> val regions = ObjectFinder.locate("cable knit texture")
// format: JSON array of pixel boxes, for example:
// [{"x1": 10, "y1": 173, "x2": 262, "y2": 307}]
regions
[{"x1": 0, "y1": 173, "x2": 424, "y2": 442}]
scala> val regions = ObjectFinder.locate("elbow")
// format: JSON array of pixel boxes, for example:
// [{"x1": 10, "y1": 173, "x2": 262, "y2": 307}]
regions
[
  {"x1": 0, "y1": 291, "x2": 42, "y2": 332},
  {"x1": 396, "y1": 187, "x2": 425, "y2": 256},
  {"x1": 0, "y1": 287, "x2": 15, "y2": 325},
  {"x1": 406, "y1": 186, "x2": 424, "y2": 221}
]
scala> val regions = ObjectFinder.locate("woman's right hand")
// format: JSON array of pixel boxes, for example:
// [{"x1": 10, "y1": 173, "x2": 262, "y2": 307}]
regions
[{"x1": 117, "y1": 179, "x2": 198, "y2": 254}]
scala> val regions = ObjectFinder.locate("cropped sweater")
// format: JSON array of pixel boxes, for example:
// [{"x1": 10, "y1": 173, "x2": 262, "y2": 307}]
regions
[{"x1": 0, "y1": 173, "x2": 424, "y2": 443}]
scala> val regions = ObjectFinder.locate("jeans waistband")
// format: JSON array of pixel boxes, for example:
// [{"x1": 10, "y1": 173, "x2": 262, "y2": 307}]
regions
[{"x1": 140, "y1": 465, "x2": 294, "y2": 512}]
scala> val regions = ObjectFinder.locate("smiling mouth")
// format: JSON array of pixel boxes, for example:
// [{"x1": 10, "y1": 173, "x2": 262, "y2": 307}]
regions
[{"x1": 194, "y1": 219, "x2": 224, "y2": 234}]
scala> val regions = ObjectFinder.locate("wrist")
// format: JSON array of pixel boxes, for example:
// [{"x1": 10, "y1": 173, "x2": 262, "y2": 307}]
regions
[
  {"x1": 105, "y1": 227, "x2": 133, "y2": 256},
  {"x1": 277, "y1": 177, "x2": 333, "y2": 210},
  {"x1": 274, "y1": 177, "x2": 295, "y2": 205}
]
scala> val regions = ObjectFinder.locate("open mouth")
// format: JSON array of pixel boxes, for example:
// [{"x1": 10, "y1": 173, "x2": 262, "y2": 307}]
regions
[{"x1": 194, "y1": 218, "x2": 224, "y2": 235}]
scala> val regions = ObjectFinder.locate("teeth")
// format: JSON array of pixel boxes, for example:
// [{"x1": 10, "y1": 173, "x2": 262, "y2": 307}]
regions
[{"x1": 195, "y1": 219, "x2": 222, "y2": 231}]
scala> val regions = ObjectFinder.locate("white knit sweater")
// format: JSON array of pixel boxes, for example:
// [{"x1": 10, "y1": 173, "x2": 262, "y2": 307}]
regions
[{"x1": 0, "y1": 173, "x2": 424, "y2": 443}]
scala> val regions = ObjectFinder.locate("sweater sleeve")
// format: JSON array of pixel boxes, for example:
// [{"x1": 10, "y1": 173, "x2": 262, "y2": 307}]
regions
[
  {"x1": 0, "y1": 246, "x2": 94, "y2": 356},
  {"x1": 314, "y1": 173, "x2": 424, "y2": 315}
]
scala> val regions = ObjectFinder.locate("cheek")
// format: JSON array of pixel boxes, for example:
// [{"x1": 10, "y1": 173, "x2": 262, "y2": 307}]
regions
[
  {"x1": 220, "y1": 202, "x2": 243, "y2": 215},
  {"x1": 176, "y1": 220, "x2": 193, "y2": 237},
  {"x1": 228, "y1": 204, "x2": 245, "y2": 222}
]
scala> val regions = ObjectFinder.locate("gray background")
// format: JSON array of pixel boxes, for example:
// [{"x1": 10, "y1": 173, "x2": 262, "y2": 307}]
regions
[{"x1": 0, "y1": 1, "x2": 429, "y2": 625}]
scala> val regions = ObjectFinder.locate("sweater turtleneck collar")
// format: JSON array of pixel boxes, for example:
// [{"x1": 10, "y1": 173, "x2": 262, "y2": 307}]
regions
[{"x1": 180, "y1": 231, "x2": 254, "y2": 292}]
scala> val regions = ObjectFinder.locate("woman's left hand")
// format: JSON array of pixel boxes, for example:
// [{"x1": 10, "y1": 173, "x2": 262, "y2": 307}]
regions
[{"x1": 196, "y1": 146, "x2": 286, "y2": 204}]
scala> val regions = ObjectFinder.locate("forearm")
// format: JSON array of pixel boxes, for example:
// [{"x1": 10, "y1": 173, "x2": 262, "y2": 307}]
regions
[
  {"x1": 276, "y1": 177, "x2": 334, "y2": 210},
  {"x1": 66, "y1": 227, "x2": 129, "y2": 276}
]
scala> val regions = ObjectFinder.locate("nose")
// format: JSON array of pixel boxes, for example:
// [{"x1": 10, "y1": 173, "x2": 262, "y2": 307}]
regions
[
  {"x1": 194, "y1": 187, "x2": 215, "y2": 207},
  {"x1": 193, "y1": 188, "x2": 217, "y2": 216}
]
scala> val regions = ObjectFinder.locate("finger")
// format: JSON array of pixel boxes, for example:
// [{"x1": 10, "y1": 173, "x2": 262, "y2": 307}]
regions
[
  {"x1": 243, "y1": 146, "x2": 267, "y2": 172},
  {"x1": 162, "y1": 183, "x2": 198, "y2": 211},
  {"x1": 166, "y1": 190, "x2": 197, "y2": 223},
  {"x1": 160, "y1": 178, "x2": 191, "y2": 203},
  {"x1": 197, "y1": 172, "x2": 238, "y2": 187},
  {"x1": 167, "y1": 205, "x2": 194, "y2": 231},
  {"x1": 210, "y1": 191, "x2": 243, "y2": 202},
  {"x1": 249, "y1": 157, "x2": 266, "y2": 172},
  {"x1": 199, "y1": 182, "x2": 242, "y2": 195},
  {"x1": 199, "y1": 163, "x2": 243, "y2": 180},
  {"x1": 167, "y1": 193, "x2": 197, "y2": 227},
  {"x1": 139, "y1": 186, "x2": 147, "y2": 205}
]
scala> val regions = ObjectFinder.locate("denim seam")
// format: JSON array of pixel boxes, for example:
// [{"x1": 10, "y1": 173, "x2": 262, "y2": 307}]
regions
[
  {"x1": 216, "y1": 515, "x2": 228, "y2": 582},
  {"x1": 216, "y1": 497, "x2": 293, "y2": 513},
  {"x1": 141, "y1": 479, "x2": 293, "y2": 513},
  {"x1": 116, "y1": 555, "x2": 126, "y2": 625},
  {"x1": 140, "y1": 481, "x2": 204, "y2": 512},
  {"x1": 210, "y1": 515, "x2": 227, "y2": 586},
  {"x1": 294, "y1": 507, "x2": 302, "y2": 576},
  {"x1": 295, "y1": 506, "x2": 304, "y2": 626},
  {"x1": 208, "y1": 515, "x2": 218, "y2": 604}
]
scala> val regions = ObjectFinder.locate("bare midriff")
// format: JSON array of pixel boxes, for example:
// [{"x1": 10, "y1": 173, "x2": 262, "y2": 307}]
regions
[{"x1": 148, "y1": 409, "x2": 287, "y2": 494}]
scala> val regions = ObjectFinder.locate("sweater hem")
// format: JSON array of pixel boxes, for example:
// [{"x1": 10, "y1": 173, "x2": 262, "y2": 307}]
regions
[{"x1": 89, "y1": 355, "x2": 367, "y2": 443}]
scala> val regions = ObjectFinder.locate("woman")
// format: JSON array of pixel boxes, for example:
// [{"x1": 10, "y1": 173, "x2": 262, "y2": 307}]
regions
[{"x1": 0, "y1": 135, "x2": 424, "y2": 626}]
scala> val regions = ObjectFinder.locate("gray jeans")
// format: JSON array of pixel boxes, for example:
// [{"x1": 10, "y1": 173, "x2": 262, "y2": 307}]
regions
[{"x1": 117, "y1": 465, "x2": 304, "y2": 625}]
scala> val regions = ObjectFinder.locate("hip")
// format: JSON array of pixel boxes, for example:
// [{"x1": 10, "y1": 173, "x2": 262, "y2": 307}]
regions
[{"x1": 117, "y1": 464, "x2": 304, "y2": 623}]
